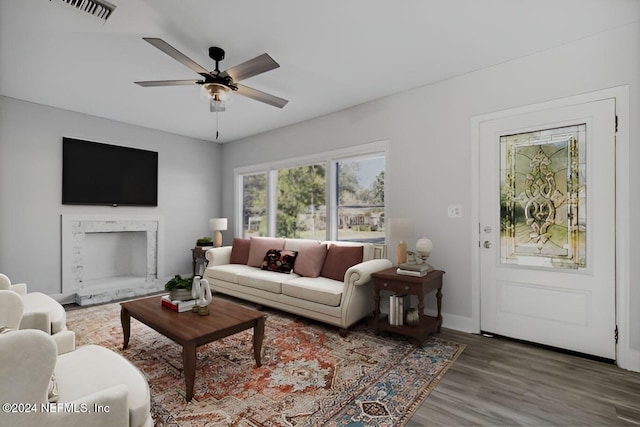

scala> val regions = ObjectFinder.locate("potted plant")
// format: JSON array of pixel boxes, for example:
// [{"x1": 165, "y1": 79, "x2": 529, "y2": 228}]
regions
[
  {"x1": 165, "y1": 274, "x2": 194, "y2": 301},
  {"x1": 196, "y1": 236, "x2": 213, "y2": 246}
]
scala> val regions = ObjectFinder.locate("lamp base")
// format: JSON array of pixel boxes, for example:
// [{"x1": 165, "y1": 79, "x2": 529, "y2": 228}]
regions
[
  {"x1": 214, "y1": 230, "x2": 223, "y2": 247},
  {"x1": 397, "y1": 241, "x2": 407, "y2": 266}
]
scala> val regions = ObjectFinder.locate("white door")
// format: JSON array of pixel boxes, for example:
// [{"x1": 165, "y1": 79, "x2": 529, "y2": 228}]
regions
[{"x1": 479, "y1": 98, "x2": 616, "y2": 359}]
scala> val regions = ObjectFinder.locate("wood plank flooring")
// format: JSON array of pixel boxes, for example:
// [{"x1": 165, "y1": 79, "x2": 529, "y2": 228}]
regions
[{"x1": 410, "y1": 329, "x2": 640, "y2": 426}]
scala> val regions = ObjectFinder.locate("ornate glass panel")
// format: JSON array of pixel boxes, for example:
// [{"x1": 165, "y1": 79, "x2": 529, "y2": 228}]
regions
[{"x1": 500, "y1": 124, "x2": 586, "y2": 269}]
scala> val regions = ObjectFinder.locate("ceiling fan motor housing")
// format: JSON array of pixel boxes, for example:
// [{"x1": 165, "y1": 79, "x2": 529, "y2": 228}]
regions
[{"x1": 208, "y1": 47, "x2": 225, "y2": 62}]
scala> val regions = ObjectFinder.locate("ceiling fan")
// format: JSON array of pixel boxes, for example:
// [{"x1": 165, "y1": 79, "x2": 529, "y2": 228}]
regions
[{"x1": 135, "y1": 38, "x2": 288, "y2": 111}]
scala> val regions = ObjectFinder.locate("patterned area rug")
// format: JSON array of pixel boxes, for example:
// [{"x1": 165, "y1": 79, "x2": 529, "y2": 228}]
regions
[{"x1": 66, "y1": 298, "x2": 464, "y2": 426}]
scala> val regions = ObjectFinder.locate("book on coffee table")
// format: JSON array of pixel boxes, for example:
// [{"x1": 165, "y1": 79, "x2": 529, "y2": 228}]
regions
[{"x1": 161, "y1": 295, "x2": 197, "y2": 312}]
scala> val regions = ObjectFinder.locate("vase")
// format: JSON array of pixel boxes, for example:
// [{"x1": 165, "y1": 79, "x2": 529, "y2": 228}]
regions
[
  {"x1": 169, "y1": 288, "x2": 192, "y2": 301},
  {"x1": 405, "y1": 308, "x2": 420, "y2": 326}
]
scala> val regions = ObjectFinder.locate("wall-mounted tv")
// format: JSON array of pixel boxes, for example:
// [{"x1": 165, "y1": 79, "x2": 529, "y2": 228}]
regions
[{"x1": 62, "y1": 137, "x2": 158, "y2": 206}]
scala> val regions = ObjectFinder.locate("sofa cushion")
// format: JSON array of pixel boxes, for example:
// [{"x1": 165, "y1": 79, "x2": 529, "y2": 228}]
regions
[
  {"x1": 247, "y1": 237, "x2": 285, "y2": 267},
  {"x1": 282, "y1": 276, "x2": 343, "y2": 307},
  {"x1": 237, "y1": 269, "x2": 299, "y2": 294},
  {"x1": 294, "y1": 242, "x2": 328, "y2": 278},
  {"x1": 320, "y1": 245, "x2": 364, "y2": 282},
  {"x1": 262, "y1": 249, "x2": 298, "y2": 273},
  {"x1": 206, "y1": 264, "x2": 257, "y2": 283},
  {"x1": 55, "y1": 344, "x2": 150, "y2": 427},
  {"x1": 229, "y1": 238, "x2": 251, "y2": 264}
]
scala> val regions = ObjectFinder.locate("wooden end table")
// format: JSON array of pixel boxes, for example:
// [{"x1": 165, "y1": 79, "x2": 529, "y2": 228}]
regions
[
  {"x1": 371, "y1": 268, "x2": 444, "y2": 345},
  {"x1": 121, "y1": 296, "x2": 266, "y2": 401}
]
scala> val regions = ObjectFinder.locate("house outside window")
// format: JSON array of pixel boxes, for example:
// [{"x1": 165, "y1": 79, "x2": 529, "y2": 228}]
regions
[{"x1": 337, "y1": 156, "x2": 385, "y2": 243}]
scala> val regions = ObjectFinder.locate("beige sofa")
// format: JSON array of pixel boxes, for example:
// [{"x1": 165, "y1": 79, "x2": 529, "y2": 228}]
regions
[{"x1": 203, "y1": 237, "x2": 392, "y2": 333}]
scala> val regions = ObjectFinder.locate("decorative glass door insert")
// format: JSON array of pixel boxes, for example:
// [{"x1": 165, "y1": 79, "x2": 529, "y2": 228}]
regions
[{"x1": 500, "y1": 124, "x2": 586, "y2": 269}]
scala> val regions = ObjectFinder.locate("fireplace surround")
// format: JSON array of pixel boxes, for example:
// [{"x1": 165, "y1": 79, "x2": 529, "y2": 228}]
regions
[{"x1": 61, "y1": 215, "x2": 164, "y2": 305}]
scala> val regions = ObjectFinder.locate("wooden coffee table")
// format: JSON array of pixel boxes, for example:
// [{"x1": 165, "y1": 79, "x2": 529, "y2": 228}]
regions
[{"x1": 120, "y1": 295, "x2": 266, "y2": 401}]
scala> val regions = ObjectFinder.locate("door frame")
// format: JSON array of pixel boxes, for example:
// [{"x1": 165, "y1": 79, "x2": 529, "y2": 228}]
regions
[{"x1": 470, "y1": 86, "x2": 632, "y2": 369}]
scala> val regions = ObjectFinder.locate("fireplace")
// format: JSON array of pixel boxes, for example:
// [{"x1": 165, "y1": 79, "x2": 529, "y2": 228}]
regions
[{"x1": 61, "y1": 215, "x2": 164, "y2": 305}]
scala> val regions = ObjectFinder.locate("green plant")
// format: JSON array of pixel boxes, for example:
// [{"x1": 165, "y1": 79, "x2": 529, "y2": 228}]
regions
[
  {"x1": 164, "y1": 274, "x2": 193, "y2": 291},
  {"x1": 197, "y1": 236, "x2": 212, "y2": 243}
]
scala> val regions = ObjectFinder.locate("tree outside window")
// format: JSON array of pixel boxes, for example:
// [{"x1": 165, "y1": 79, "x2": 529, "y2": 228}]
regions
[
  {"x1": 242, "y1": 173, "x2": 267, "y2": 237},
  {"x1": 276, "y1": 164, "x2": 326, "y2": 239}
]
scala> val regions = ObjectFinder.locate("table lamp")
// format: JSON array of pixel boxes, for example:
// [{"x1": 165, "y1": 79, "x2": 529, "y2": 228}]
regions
[{"x1": 209, "y1": 218, "x2": 228, "y2": 247}]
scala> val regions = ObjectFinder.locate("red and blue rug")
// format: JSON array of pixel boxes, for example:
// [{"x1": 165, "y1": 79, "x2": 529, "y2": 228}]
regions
[{"x1": 66, "y1": 298, "x2": 464, "y2": 426}]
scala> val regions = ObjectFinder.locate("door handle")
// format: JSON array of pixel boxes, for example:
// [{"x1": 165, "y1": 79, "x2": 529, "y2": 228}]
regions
[{"x1": 484, "y1": 241, "x2": 492, "y2": 249}]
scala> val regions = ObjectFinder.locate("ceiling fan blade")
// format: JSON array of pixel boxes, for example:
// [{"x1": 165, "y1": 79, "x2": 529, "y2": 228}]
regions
[
  {"x1": 134, "y1": 79, "x2": 200, "y2": 87},
  {"x1": 236, "y1": 84, "x2": 288, "y2": 109},
  {"x1": 143, "y1": 37, "x2": 211, "y2": 77},
  {"x1": 222, "y1": 53, "x2": 280, "y2": 82}
]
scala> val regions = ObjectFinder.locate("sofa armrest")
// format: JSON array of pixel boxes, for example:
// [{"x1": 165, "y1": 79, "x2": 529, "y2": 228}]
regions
[
  {"x1": 45, "y1": 384, "x2": 130, "y2": 427},
  {"x1": 205, "y1": 246, "x2": 232, "y2": 266},
  {"x1": 10, "y1": 283, "x2": 27, "y2": 295},
  {"x1": 345, "y1": 259, "x2": 393, "y2": 286},
  {"x1": 53, "y1": 329, "x2": 76, "y2": 355},
  {"x1": 19, "y1": 310, "x2": 52, "y2": 334}
]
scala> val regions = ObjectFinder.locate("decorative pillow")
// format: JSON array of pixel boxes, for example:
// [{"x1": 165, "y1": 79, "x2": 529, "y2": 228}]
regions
[
  {"x1": 247, "y1": 237, "x2": 285, "y2": 267},
  {"x1": 229, "y1": 238, "x2": 251, "y2": 264},
  {"x1": 294, "y1": 243, "x2": 328, "y2": 278},
  {"x1": 320, "y1": 245, "x2": 364, "y2": 282},
  {"x1": 262, "y1": 249, "x2": 298, "y2": 274}
]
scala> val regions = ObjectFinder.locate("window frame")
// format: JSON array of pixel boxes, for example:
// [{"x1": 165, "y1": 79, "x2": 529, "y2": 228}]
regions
[{"x1": 234, "y1": 140, "x2": 388, "y2": 241}]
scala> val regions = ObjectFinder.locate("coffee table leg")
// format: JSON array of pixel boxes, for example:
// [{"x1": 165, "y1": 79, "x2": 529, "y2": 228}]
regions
[
  {"x1": 121, "y1": 307, "x2": 130, "y2": 350},
  {"x1": 253, "y1": 315, "x2": 266, "y2": 367},
  {"x1": 183, "y1": 341, "x2": 196, "y2": 402}
]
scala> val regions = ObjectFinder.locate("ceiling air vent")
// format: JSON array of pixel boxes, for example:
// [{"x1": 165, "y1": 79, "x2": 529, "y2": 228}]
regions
[{"x1": 50, "y1": 0, "x2": 116, "y2": 21}]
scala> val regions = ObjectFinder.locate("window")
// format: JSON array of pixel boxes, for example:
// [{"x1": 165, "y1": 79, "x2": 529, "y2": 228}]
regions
[
  {"x1": 236, "y1": 142, "x2": 386, "y2": 243},
  {"x1": 241, "y1": 173, "x2": 267, "y2": 237},
  {"x1": 337, "y1": 156, "x2": 385, "y2": 243}
]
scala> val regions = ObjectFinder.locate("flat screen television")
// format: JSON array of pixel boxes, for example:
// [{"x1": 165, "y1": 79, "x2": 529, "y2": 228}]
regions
[{"x1": 62, "y1": 137, "x2": 158, "y2": 206}]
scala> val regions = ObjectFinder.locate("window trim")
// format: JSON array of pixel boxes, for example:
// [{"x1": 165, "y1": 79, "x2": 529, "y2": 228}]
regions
[{"x1": 234, "y1": 140, "x2": 388, "y2": 239}]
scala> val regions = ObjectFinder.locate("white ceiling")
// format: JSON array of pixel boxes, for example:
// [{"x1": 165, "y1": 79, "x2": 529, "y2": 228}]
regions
[{"x1": 1, "y1": 0, "x2": 638, "y2": 143}]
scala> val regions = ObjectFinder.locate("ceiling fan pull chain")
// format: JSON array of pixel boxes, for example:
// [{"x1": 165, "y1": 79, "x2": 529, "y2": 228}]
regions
[{"x1": 215, "y1": 111, "x2": 220, "y2": 140}]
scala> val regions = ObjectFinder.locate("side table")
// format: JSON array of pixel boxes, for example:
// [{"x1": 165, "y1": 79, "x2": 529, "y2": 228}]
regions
[
  {"x1": 191, "y1": 246, "x2": 211, "y2": 276},
  {"x1": 371, "y1": 268, "x2": 444, "y2": 345}
]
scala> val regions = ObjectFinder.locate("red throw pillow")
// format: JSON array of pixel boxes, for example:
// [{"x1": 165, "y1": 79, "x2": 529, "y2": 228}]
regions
[
  {"x1": 229, "y1": 238, "x2": 250, "y2": 264},
  {"x1": 320, "y1": 245, "x2": 364, "y2": 282},
  {"x1": 294, "y1": 243, "x2": 328, "y2": 277},
  {"x1": 247, "y1": 237, "x2": 285, "y2": 267}
]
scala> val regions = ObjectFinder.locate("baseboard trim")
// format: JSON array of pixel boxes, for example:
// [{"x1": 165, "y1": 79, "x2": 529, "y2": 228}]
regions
[{"x1": 425, "y1": 309, "x2": 474, "y2": 333}]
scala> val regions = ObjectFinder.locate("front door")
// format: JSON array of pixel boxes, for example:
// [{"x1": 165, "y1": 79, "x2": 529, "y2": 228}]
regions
[{"x1": 479, "y1": 98, "x2": 616, "y2": 359}]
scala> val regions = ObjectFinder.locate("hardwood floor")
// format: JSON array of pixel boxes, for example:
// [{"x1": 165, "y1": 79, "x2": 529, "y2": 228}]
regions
[{"x1": 410, "y1": 329, "x2": 640, "y2": 426}]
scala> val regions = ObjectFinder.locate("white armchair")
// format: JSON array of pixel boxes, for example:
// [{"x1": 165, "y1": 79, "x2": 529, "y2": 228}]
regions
[
  {"x1": 0, "y1": 329, "x2": 153, "y2": 427},
  {"x1": 0, "y1": 273, "x2": 75, "y2": 354}
]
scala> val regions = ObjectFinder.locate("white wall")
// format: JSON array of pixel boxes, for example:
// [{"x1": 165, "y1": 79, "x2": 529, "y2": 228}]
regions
[
  {"x1": 221, "y1": 23, "x2": 640, "y2": 355},
  {"x1": 0, "y1": 96, "x2": 222, "y2": 297}
]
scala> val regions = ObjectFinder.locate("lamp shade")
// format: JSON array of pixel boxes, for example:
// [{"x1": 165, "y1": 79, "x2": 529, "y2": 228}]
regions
[
  {"x1": 416, "y1": 237, "x2": 433, "y2": 258},
  {"x1": 388, "y1": 218, "x2": 415, "y2": 241},
  {"x1": 209, "y1": 218, "x2": 228, "y2": 231}
]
